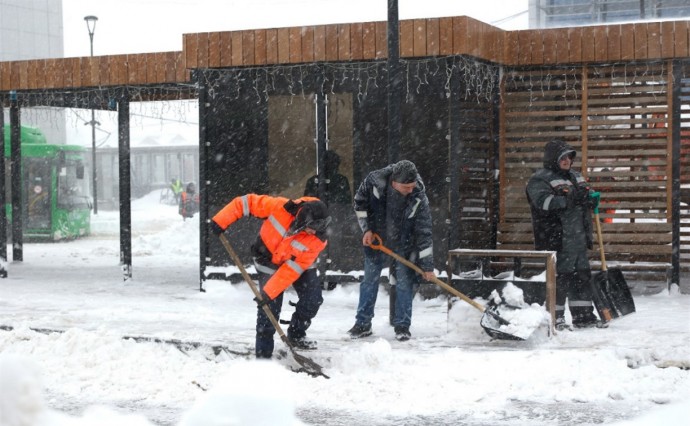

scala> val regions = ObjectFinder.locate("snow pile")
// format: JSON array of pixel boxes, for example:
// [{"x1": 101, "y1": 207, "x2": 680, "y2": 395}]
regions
[
  {"x1": 487, "y1": 282, "x2": 551, "y2": 340},
  {"x1": 179, "y1": 361, "x2": 304, "y2": 426},
  {"x1": 0, "y1": 353, "x2": 154, "y2": 426}
]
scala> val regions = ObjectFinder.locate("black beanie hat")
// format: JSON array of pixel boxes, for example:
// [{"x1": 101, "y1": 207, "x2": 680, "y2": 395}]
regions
[
  {"x1": 289, "y1": 200, "x2": 331, "y2": 235},
  {"x1": 391, "y1": 160, "x2": 418, "y2": 184}
]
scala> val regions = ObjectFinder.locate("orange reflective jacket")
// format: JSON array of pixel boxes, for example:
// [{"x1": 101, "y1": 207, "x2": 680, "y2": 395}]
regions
[{"x1": 212, "y1": 194, "x2": 327, "y2": 299}]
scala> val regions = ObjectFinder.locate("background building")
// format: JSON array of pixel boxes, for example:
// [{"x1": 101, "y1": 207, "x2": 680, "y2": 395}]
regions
[
  {"x1": 1, "y1": 0, "x2": 66, "y2": 144},
  {"x1": 529, "y1": 0, "x2": 690, "y2": 28}
]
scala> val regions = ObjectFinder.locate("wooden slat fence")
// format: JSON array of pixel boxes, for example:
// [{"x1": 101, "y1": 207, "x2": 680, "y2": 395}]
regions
[{"x1": 499, "y1": 62, "x2": 675, "y2": 282}]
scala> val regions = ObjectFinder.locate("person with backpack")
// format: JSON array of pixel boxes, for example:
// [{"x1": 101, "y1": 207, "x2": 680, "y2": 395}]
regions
[{"x1": 179, "y1": 182, "x2": 199, "y2": 220}]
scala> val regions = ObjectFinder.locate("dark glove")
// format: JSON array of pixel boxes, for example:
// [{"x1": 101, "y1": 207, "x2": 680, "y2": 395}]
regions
[
  {"x1": 254, "y1": 289, "x2": 272, "y2": 308},
  {"x1": 567, "y1": 185, "x2": 589, "y2": 207},
  {"x1": 210, "y1": 220, "x2": 225, "y2": 236}
]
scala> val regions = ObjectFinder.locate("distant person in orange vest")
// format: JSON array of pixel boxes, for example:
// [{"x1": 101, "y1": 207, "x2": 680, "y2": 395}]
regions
[
  {"x1": 179, "y1": 182, "x2": 199, "y2": 220},
  {"x1": 211, "y1": 195, "x2": 331, "y2": 358}
]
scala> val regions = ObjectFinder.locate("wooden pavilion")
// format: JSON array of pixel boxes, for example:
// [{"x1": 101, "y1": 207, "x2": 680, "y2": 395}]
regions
[{"x1": 1, "y1": 16, "x2": 688, "y2": 287}]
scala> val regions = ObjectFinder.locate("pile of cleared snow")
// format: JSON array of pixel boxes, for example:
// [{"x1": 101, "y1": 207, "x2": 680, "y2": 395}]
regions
[
  {"x1": 0, "y1": 353, "x2": 304, "y2": 426},
  {"x1": 447, "y1": 282, "x2": 550, "y2": 341},
  {"x1": 487, "y1": 282, "x2": 551, "y2": 340}
]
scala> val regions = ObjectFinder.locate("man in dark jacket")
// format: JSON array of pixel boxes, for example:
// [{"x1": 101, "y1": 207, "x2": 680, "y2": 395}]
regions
[
  {"x1": 526, "y1": 140, "x2": 602, "y2": 330},
  {"x1": 347, "y1": 160, "x2": 435, "y2": 341}
]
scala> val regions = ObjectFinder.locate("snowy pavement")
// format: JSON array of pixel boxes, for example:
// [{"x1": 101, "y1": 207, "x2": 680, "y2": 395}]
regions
[{"x1": 0, "y1": 192, "x2": 689, "y2": 425}]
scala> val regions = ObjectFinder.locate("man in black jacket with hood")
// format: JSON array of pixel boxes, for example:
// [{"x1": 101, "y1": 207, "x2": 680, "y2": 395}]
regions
[{"x1": 526, "y1": 140, "x2": 603, "y2": 330}]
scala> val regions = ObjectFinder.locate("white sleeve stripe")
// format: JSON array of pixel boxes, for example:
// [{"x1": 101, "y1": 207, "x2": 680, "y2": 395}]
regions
[
  {"x1": 542, "y1": 194, "x2": 554, "y2": 210},
  {"x1": 419, "y1": 246, "x2": 433, "y2": 258},
  {"x1": 286, "y1": 259, "x2": 304, "y2": 275},
  {"x1": 355, "y1": 211, "x2": 368, "y2": 218},
  {"x1": 268, "y1": 215, "x2": 287, "y2": 236},
  {"x1": 290, "y1": 240, "x2": 308, "y2": 251},
  {"x1": 241, "y1": 195, "x2": 250, "y2": 217},
  {"x1": 408, "y1": 198, "x2": 421, "y2": 218}
]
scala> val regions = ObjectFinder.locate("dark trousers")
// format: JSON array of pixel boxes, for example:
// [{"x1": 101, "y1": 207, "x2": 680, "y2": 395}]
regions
[
  {"x1": 555, "y1": 269, "x2": 596, "y2": 323},
  {"x1": 255, "y1": 268, "x2": 323, "y2": 358}
]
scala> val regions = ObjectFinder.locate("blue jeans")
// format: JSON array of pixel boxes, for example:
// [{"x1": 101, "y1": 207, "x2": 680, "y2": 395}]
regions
[
  {"x1": 255, "y1": 268, "x2": 323, "y2": 358},
  {"x1": 355, "y1": 247, "x2": 418, "y2": 329}
]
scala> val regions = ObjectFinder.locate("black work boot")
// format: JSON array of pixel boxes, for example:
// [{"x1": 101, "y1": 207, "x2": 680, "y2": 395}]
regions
[
  {"x1": 347, "y1": 323, "x2": 372, "y2": 339},
  {"x1": 394, "y1": 326, "x2": 411, "y2": 341},
  {"x1": 573, "y1": 313, "x2": 608, "y2": 329},
  {"x1": 555, "y1": 317, "x2": 572, "y2": 331},
  {"x1": 287, "y1": 336, "x2": 318, "y2": 350}
]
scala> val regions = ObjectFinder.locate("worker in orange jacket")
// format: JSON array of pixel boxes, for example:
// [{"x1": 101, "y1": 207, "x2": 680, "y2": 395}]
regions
[{"x1": 211, "y1": 194, "x2": 331, "y2": 358}]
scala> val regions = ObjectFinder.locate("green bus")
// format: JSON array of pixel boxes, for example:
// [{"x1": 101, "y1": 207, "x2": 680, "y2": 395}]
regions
[{"x1": 3, "y1": 125, "x2": 91, "y2": 240}]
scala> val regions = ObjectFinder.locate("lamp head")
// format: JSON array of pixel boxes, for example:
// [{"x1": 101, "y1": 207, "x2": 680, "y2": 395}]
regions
[{"x1": 84, "y1": 15, "x2": 98, "y2": 36}]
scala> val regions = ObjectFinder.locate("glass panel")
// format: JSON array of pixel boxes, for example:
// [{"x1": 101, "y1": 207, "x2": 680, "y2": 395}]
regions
[
  {"x1": 57, "y1": 159, "x2": 90, "y2": 210},
  {"x1": 267, "y1": 92, "x2": 357, "y2": 273},
  {"x1": 267, "y1": 95, "x2": 317, "y2": 198},
  {"x1": 25, "y1": 157, "x2": 51, "y2": 229}
]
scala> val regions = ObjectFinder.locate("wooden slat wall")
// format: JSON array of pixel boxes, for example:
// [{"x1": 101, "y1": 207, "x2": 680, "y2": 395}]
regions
[
  {"x1": 678, "y1": 67, "x2": 690, "y2": 269},
  {"x1": 500, "y1": 63, "x2": 674, "y2": 272},
  {"x1": 456, "y1": 101, "x2": 495, "y2": 250},
  {"x1": 3, "y1": 17, "x2": 690, "y2": 92}
]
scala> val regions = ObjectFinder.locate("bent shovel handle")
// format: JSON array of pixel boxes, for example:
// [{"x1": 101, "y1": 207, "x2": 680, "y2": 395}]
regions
[
  {"x1": 368, "y1": 233, "x2": 487, "y2": 313},
  {"x1": 218, "y1": 234, "x2": 289, "y2": 342}
]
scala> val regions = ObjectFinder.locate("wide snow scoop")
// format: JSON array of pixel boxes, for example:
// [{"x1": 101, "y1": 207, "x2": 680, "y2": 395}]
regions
[
  {"x1": 218, "y1": 234, "x2": 329, "y2": 379},
  {"x1": 368, "y1": 234, "x2": 529, "y2": 341},
  {"x1": 591, "y1": 197, "x2": 636, "y2": 320}
]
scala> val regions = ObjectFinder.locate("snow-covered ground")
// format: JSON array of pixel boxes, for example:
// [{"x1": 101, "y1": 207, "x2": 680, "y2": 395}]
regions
[{"x1": 0, "y1": 191, "x2": 688, "y2": 425}]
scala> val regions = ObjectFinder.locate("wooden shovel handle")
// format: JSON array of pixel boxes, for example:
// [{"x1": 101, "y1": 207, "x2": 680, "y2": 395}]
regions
[
  {"x1": 594, "y1": 212, "x2": 607, "y2": 271},
  {"x1": 368, "y1": 233, "x2": 487, "y2": 313},
  {"x1": 218, "y1": 233, "x2": 289, "y2": 342}
]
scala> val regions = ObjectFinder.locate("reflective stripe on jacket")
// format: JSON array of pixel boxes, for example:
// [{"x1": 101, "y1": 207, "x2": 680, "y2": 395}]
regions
[{"x1": 212, "y1": 194, "x2": 327, "y2": 299}]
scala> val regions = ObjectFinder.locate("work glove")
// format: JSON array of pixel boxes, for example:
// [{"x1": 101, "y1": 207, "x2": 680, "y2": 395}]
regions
[
  {"x1": 254, "y1": 289, "x2": 272, "y2": 308},
  {"x1": 566, "y1": 185, "x2": 589, "y2": 207},
  {"x1": 589, "y1": 191, "x2": 601, "y2": 213},
  {"x1": 210, "y1": 220, "x2": 225, "y2": 236},
  {"x1": 589, "y1": 191, "x2": 601, "y2": 214}
]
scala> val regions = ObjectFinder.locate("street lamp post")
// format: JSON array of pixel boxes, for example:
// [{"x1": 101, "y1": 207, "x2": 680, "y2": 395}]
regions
[{"x1": 84, "y1": 15, "x2": 99, "y2": 214}]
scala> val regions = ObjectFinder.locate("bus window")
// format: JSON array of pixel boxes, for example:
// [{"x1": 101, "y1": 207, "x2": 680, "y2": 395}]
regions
[
  {"x1": 25, "y1": 158, "x2": 51, "y2": 230},
  {"x1": 57, "y1": 160, "x2": 90, "y2": 210}
]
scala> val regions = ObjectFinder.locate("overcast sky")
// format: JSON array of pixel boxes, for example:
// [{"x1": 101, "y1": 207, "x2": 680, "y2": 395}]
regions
[{"x1": 62, "y1": 0, "x2": 529, "y2": 57}]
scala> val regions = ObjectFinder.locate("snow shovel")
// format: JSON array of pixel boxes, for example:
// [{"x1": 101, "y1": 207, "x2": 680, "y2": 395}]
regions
[
  {"x1": 368, "y1": 233, "x2": 531, "y2": 341},
  {"x1": 218, "y1": 233, "x2": 329, "y2": 379},
  {"x1": 591, "y1": 195, "x2": 636, "y2": 320}
]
